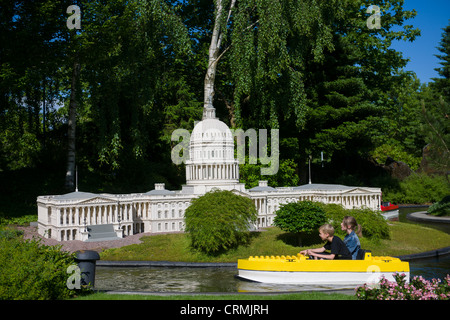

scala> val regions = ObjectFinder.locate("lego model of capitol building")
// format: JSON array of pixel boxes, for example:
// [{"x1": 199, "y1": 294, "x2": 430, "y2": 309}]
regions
[{"x1": 37, "y1": 106, "x2": 382, "y2": 242}]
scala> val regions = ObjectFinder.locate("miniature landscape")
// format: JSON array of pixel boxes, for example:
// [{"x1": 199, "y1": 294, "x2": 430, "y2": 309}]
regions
[{"x1": 0, "y1": 0, "x2": 449, "y2": 304}]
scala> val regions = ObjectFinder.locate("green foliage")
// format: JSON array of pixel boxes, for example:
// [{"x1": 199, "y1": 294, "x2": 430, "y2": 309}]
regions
[
  {"x1": 0, "y1": 215, "x2": 37, "y2": 227},
  {"x1": 383, "y1": 173, "x2": 450, "y2": 204},
  {"x1": 184, "y1": 190, "x2": 258, "y2": 254},
  {"x1": 370, "y1": 143, "x2": 421, "y2": 171},
  {"x1": 428, "y1": 195, "x2": 450, "y2": 217},
  {"x1": 431, "y1": 21, "x2": 450, "y2": 101},
  {"x1": 273, "y1": 201, "x2": 326, "y2": 236},
  {"x1": 239, "y1": 158, "x2": 299, "y2": 189},
  {"x1": 420, "y1": 97, "x2": 450, "y2": 173},
  {"x1": 0, "y1": 237, "x2": 78, "y2": 300},
  {"x1": 318, "y1": 203, "x2": 390, "y2": 241}
]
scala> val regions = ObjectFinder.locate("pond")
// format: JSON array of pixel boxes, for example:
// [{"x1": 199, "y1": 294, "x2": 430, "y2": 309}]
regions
[
  {"x1": 94, "y1": 255, "x2": 450, "y2": 293},
  {"x1": 94, "y1": 207, "x2": 450, "y2": 293}
]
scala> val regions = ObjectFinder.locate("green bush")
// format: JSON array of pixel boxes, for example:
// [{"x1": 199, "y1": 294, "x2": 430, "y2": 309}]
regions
[
  {"x1": 428, "y1": 195, "x2": 450, "y2": 216},
  {"x1": 273, "y1": 201, "x2": 327, "y2": 245},
  {"x1": 317, "y1": 203, "x2": 390, "y2": 241},
  {"x1": 184, "y1": 189, "x2": 258, "y2": 254},
  {"x1": 383, "y1": 173, "x2": 449, "y2": 204},
  {"x1": 0, "y1": 214, "x2": 37, "y2": 227},
  {"x1": 0, "y1": 237, "x2": 77, "y2": 300}
]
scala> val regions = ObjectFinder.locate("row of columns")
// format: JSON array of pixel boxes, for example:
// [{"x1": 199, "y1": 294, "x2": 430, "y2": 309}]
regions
[
  {"x1": 297, "y1": 194, "x2": 381, "y2": 210},
  {"x1": 187, "y1": 163, "x2": 239, "y2": 181},
  {"x1": 191, "y1": 148, "x2": 233, "y2": 161},
  {"x1": 253, "y1": 197, "x2": 266, "y2": 214},
  {"x1": 57, "y1": 202, "x2": 150, "y2": 227}
]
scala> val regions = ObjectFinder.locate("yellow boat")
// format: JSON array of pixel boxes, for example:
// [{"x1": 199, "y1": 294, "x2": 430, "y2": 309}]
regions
[{"x1": 237, "y1": 252, "x2": 409, "y2": 285}]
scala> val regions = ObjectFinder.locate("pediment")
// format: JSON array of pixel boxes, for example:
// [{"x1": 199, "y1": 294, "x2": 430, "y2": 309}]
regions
[
  {"x1": 78, "y1": 196, "x2": 115, "y2": 205},
  {"x1": 342, "y1": 188, "x2": 374, "y2": 194}
]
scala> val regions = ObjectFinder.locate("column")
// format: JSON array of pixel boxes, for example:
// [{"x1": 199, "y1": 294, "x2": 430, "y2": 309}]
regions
[
  {"x1": 75, "y1": 207, "x2": 80, "y2": 226},
  {"x1": 57, "y1": 209, "x2": 61, "y2": 226},
  {"x1": 64, "y1": 208, "x2": 68, "y2": 225}
]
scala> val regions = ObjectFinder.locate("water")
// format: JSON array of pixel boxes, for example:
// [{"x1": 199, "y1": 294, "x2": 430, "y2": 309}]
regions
[
  {"x1": 399, "y1": 206, "x2": 450, "y2": 234},
  {"x1": 94, "y1": 207, "x2": 450, "y2": 293},
  {"x1": 94, "y1": 256, "x2": 450, "y2": 293},
  {"x1": 94, "y1": 266, "x2": 361, "y2": 293}
]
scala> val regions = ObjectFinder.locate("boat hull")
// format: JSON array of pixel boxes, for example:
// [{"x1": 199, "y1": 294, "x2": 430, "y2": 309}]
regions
[
  {"x1": 237, "y1": 253, "x2": 410, "y2": 285},
  {"x1": 381, "y1": 209, "x2": 399, "y2": 220},
  {"x1": 237, "y1": 269, "x2": 409, "y2": 285}
]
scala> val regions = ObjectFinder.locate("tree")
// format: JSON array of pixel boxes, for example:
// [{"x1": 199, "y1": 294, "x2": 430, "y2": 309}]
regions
[
  {"x1": 184, "y1": 189, "x2": 257, "y2": 253},
  {"x1": 239, "y1": 158, "x2": 299, "y2": 189},
  {"x1": 432, "y1": 20, "x2": 450, "y2": 102},
  {"x1": 420, "y1": 97, "x2": 450, "y2": 174},
  {"x1": 195, "y1": 0, "x2": 343, "y2": 126},
  {"x1": 273, "y1": 201, "x2": 326, "y2": 246},
  {"x1": 287, "y1": 0, "x2": 420, "y2": 183},
  {"x1": 58, "y1": 0, "x2": 193, "y2": 188},
  {"x1": 0, "y1": 0, "x2": 71, "y2": 171}
]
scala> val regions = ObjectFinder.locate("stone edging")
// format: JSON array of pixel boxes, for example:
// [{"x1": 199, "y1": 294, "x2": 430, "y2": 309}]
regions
[
  {"x1": 396, "y1": 246, "x2": 450, "y2": 261},
  {"x1": 97, "y1": 260, "x2": 237, "y2": 268},
  {"x1": 407, "y1": 211, "x2": 450, "y2": 224}
]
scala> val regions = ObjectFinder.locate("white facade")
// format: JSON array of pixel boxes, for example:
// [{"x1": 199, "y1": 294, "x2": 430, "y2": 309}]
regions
[{"x1": 37, "y1": 107, "x2": 382, "y2": 241}]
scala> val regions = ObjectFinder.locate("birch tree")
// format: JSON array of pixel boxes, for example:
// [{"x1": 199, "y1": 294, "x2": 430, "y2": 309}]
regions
[{"x1": 200, "y1": 0, "x2": 343, "y2": 128}]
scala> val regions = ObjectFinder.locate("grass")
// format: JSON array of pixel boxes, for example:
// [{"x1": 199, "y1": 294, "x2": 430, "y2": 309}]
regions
[
  {"x1": 74, "y1": 291, "x2": 356, "y2": 300},
  {"x1": 363, "y1": 222, "x2": 450, "y2": 257},
  {"x1": 100, "y1": 222, "x2": 450, "y2": 262}
]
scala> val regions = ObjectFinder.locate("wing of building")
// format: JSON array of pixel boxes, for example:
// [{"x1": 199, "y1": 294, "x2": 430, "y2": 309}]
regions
[{"x1": 37, "y1": 107, "x2": 381, "y2": 242}]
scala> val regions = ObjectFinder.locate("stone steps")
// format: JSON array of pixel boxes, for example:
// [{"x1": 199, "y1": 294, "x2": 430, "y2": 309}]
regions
[{"x1": 86, "y1": 224, "x2": 120, "y2": 242}]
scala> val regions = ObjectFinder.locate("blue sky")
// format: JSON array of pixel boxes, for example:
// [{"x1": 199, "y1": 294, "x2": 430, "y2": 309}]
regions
[{"x1": 389, "y1": 0, "x2": 450, "y2": 83}]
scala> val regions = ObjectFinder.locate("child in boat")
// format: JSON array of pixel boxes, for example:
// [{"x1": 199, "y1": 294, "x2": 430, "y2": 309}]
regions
[
  {"x1": 341, "y1": 216, "x2": 362, "y2": 260},
  {"x1": 299, "y1": 224, "x2": 352, "y2": 260}
]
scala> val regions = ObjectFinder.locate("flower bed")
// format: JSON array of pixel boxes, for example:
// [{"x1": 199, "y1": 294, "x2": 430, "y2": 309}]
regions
[{"x1": 355, "y1": 273, "x2": 450, "y2": 300}]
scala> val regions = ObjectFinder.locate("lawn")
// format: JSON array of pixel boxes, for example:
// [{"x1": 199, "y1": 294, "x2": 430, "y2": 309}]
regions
[
  {"x1": 100, "y1": 222, "x2": 450, "y2": 262},
  {"x1": 74, "y1": 291, "x2": 356, "y2": 300}
]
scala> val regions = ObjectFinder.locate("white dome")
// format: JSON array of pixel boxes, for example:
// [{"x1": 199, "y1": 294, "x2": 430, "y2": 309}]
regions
[
  {"x1": 189, "y1": 118, "x2": 235, "y2": 163},
  {"x1": 185, "y1": 109, "x2": 240, "y2": 187}
]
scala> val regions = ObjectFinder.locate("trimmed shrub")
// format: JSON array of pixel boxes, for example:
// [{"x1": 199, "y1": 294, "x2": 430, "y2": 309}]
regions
[
  {"x1": 273, "y1": 201, "x2": 327, "y2": 245},
  {"x1": 318, "y1": 202, "x2": 390, "y2": 241},
  {"x1": 0, "y1": 237, "x2": 77, "y2": 300},
  {"x1": 184, "y1": 189, "x2": 258, "y2": 254}
]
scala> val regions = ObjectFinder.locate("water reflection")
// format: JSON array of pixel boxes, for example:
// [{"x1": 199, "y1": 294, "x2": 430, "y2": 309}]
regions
[{"x1": 95, "y1": 267, "x2": 240, "y2": 292}]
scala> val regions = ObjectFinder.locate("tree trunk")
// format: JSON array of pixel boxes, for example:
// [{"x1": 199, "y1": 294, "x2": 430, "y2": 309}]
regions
[
  {"x1": 203, "y1": 0, "x2": 235, "y2": 118},
  {"x1": 65, "y1": 59, "x2": 80, "y2": 190}
]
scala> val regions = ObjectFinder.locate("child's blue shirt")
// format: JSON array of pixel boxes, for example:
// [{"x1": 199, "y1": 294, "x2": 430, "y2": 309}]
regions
[{"x1": 344, "y1": 231, "x2": 361, "y2": 260}]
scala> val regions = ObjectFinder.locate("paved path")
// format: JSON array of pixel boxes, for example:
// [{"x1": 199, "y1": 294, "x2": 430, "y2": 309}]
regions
[{"x1": 19, "y1": 225, "x2": 152, "y2": 253}]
